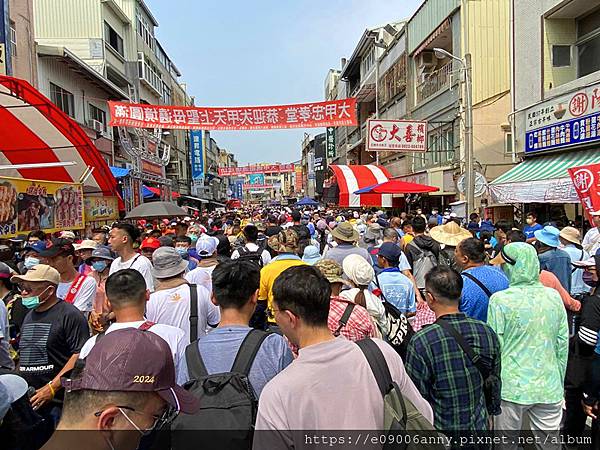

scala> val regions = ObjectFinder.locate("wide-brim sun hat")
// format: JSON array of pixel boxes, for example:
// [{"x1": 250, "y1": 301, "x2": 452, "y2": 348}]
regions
[
  {"x1": 559, "y1": 226, "x2": 581, "y2": 246},
  {"x1": 430, "y1": 221, "x2": 472, "y2": 247},
  {"x1": 331, "y1": 221, "x2": 359, "y2": 242},
  {"x1": 534, "y1": 225, "x2": 560, "y2": 247}
]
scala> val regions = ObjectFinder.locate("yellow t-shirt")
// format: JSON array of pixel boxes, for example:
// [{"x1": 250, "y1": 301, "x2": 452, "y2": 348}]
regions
[{"x1": 259, "y1": 256, "x2": 307, "y2": 323}]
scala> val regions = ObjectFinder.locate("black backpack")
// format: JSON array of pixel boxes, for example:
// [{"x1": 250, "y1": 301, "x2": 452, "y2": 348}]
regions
[
  {"x1": 171, "y1": 329, "x2": 271, "y2": 450},
  {"x1": 237, "y1": 246, "x2": 264, "y2": 268}
]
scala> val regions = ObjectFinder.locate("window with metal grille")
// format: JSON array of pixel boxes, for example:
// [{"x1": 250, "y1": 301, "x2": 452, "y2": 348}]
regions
[{"x1": 50, "y1": 83, "x2": 75, "y2": 117}]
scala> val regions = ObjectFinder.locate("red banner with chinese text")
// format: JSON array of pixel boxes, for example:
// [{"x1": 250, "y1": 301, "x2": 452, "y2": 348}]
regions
[
  {"x1": 108, "y1": 99, "x2": 357, "y2": 131},
  {"x1": 218, "y1": 164, "x2": 294, "y2": 176},
  {"x1": 568, "y1": 163, "x2": 600, "y2": 224}
]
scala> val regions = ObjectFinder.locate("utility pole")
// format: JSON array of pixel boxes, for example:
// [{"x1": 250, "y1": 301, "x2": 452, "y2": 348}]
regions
[{"x1": 464, "y1": 53, "x2": 474, "y2": 215}]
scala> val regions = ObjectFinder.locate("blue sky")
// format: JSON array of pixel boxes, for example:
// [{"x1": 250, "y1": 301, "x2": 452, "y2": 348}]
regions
[{"x1": 146, "y1": 0, "x2": 422, "y2": 165}]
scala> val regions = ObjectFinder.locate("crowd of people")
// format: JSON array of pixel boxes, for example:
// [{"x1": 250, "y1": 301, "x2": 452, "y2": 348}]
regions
[{"x1": 0, "y1": 205, "x2": 600, "y2": 449}]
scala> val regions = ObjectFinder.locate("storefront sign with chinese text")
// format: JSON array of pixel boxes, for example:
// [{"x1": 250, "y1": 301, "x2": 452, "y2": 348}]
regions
[
  {"x1": 84, "y1": 196, "x2": 119, "y2": 222},
  {"x1": 190, "y1": 130, "x2": 204, "y2": 180},
  {"x1": 525, "y1": 83, "x2": 600, "y2": 153},
  {"x1": 367, "y1": 119, "x2": 427, "y2": 152},
  {"x1": 0, "y1": 176, "x2": 83, "y2": 237},
  {"x1": 326, "y1": 127, "x2": 336, "y2": 158},
  {"x1": 109, "y1": 98, "x2": 357, "y2": 131}
]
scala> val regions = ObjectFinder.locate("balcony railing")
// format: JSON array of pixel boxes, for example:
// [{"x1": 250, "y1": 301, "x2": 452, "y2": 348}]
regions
[{"x1": 416, "y1": 61, "x2": 453, "y2": 104}]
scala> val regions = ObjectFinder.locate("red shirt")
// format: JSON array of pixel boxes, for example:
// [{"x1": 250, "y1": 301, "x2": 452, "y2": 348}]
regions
[{"x1": 328, "y1": 296, "x2": 376, "y2": 342}]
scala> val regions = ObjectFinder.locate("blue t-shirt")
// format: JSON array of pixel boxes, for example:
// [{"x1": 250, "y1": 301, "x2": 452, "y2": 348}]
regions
[
  {"x1": 371, "y1": 267, "x2": 415, "y2": 314},
  {"x1": 179, "y1": 326, "x2": 293, "y2": 397},
  {"x1": 523, "y1": 223, "x2": 543, "y2": 239},
  {"x1": 459, "y1": 265, "x2": 509, "y2": 322}
]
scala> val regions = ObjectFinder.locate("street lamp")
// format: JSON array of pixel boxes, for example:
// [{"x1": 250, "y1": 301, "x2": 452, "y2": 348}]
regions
[{"x1": 433, "y1": 47, "x2": 474, "y2": 215}]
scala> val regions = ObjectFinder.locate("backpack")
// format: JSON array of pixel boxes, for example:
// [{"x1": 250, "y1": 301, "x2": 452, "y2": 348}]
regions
[
  {"x1": 408, "y1": 241, "x2": 438, "y2": 289},
  {"x1": 374, "y1": 274, "x2": 414, "y2": 360},
  {"x1": 356, "y1": 339, "x2": 445, "y2": 450},
  {"x1": 237, "y1": 246, "x2": 264, "y2": 268},
  {"x1": 171, "y1": 329, "x2": 271, "y2": 450}
]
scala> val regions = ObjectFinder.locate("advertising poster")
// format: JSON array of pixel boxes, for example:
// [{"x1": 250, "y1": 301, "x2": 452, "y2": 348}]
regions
[
  {"x1": 367, "y1": 119, "x2": 428, "y2": 152},
  {"x1": 190, "y1": 130, "x2": 204, "y2": 179},
  {"x1": 0, "y1": 176, "x2": 84, "y2": 237},
  {"x1": 568, "y1": 163, "x2": 600, "y2": 223},
  {"x1": 84, "y1": 196, "x2": 119, "y2": 222},
  {"x1": 248, "y1": 174, "x2": 265, "y2": 185}
]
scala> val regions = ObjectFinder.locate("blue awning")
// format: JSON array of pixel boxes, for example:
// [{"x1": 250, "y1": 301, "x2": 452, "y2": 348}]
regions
[
  {"x1": 142, "y1": 185, "x2": 155, "y2": 199},
  {"x1": 110, "y1": 166, "x2": 130, "y2": 178}
]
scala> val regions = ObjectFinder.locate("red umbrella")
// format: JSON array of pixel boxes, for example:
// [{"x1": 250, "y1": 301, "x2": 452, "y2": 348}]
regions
[{"x1": 354, "y1": 179, "x2": 439, "y2": 194}]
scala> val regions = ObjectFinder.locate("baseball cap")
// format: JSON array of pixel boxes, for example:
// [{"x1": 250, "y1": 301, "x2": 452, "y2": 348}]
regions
[
  {"x1": 378, "y1": 242, "x2": 403, "y2": 265},
  {"x1": 74, "y1": 239, "x2": 98, "y2": 252},
  {"x1": 151, "y1": 247, "x2": 188, "y2": 279},
  {"x1": 196, "y1": 234, "x2": 219, "y2": 257},
  {"x1": 59, "y1": 231, "x2": 76, "y2": 240},
  {"x1": 62, "y1": 328, "x2": 199, "y2": 414},
  {"x1": 38, "y1": 238, "x2": 75, "y2": 258},
  {"x1": 23, "y1": 240, "x2": 47, "y2": 254},
  {"x1": 140, "y1": 237, "x2": 161, "y2": 250},
  {"x1": 11, "y1": 264, "x2": 60, "y2": 285},
  {"x1": 85, "y1": 246, "x2": 116, "y2": 265}
]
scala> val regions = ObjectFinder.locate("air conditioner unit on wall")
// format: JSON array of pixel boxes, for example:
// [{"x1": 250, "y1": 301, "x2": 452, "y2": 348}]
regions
[
  {"x1": 417, "y1": 51, "x2": 435, "y2": 69},
  {"x1": 89, "y1": 119, "x2": 104, "y2": 133}
]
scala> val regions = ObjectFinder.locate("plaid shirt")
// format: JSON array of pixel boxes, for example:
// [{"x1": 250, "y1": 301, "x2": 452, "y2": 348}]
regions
[
  {"x1": 405, "y1": 313, "x2": 501, "y2": 431},
  {"x1": 328, "y1": 296, "x2": 376, "y2": 342}
]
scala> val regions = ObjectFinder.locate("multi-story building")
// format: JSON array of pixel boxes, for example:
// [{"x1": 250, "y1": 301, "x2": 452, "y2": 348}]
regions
[
  {"x1": 7, "y1": 0, "x2": 37, "y2": 85},
  {"x1": 488, "y1": 0, "x2": 600, "y2": 222},
  {"x1": 33, "y1": 0, "x2": 191, "y2": 202}
]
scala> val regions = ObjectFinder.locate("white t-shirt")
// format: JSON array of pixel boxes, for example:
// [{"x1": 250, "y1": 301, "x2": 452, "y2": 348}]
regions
[
  {"x1": 79, "y1": 320, "x2": 186, "y2": 381},
  {"x1": 185, "y1": 265, "x2": 217, "y2": 293},
  {"x1": 231, "y1": 243, "x2": 272, "y2": 266},
  {"x1": 57, "y1": 276, "x2": 97, "y2": 313},
  {"x1": 146, "y1": 284, "x2": 220, "y2": 343},
  {"x1": 109, "y1": 254, "x2": 155, "y2": 292}
]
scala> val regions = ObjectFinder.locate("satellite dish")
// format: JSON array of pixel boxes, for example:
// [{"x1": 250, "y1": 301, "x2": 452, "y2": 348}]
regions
[{"x1": 456, "y1": 172, "x2": 487, "y2": 197}]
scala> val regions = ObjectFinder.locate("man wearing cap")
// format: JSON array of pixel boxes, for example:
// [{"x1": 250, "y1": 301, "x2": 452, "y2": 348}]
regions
[
  {"x1": 371, "y1": 242, "x2": 416, "y2": 315},
  {"x1": 58, "y1": 231, "x2": 76, "y2": 243},
  {"x1": 41, "y1": 238, "x2": 97, "y2": 314},
  {"x1": 322, "y1": 221, "x2": 372, "y2": 267},
  {"x1": 583, "y1": 211, "x2": 600, "y2": 255},
  {"x1": 79, "y1": 269, "x2": 187, "y2": 380},
  {"x1": 19, "y1": 240, "x2": 47, "y2": 274},
  {"x1": 313, "y1": 259, "x2": 376, "y2": 342},
  {"x1": 11, "y1": 265, "x2": 89, "y2": 437},
  {"x1": 140, "y1": 237, "x2": 161, "y2": 261},
  {"x1": 109, "y1": 222, "x2": 154, "y2": 292},
  {"x1": 560, "y1": 226, "x2": 592, "y2": 298},
  {"x1": 45, "y1": 328, "x2": 198, "y2": 449},
  {"x1": 147, "y1": 247, "x2": 219, "y2": 344},
  {"x1": 535, "y1": 225, "x2": 572, "y2": 293},
  {"x1": 256, "y1": 229, "x2": 306, "y2": 331},
  {"x1": 185, "y1": 234, "x2": 221, "y2": 292},
  {"x1": 487, "y1": 243, "x2": 568, "y2": 444}
]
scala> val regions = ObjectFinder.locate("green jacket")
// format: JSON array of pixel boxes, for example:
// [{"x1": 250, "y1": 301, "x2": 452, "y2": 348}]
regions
[{"x1": 487, "y1": 242, "x2": 568, "y2": 405}]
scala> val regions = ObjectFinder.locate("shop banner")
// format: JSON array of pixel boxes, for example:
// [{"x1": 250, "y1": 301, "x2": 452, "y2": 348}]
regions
[
  {"x1": 84, "y1": 196, "x2": 119, "y2": 222},
  {"x1": 0, "y1": 176, "x2": 84, "y2": 237},
  {"x1": 326, "y1": 127, "x2": 336, "y2": 158},
  {"x1": 367, "y1": 119, "x2": 428, "y2": 152},
  {"x1": 243, "y1": 184, "x2": 277, "y2": 190},
  {"x1": 109, "y1": 98, "x2": 357, "y2": 131},
  {"x1": 568, "y1": 163, "x2": 600, "y2": 220},
  {"x1": 233, "y1": 181, "x2": 244, "y2": 199},
  {"x1": 218, "y1": 163, "x2": 294, "y2": 176},
  {"x1": 190, "y1": 130, "x2": 204, "y2": 180}
]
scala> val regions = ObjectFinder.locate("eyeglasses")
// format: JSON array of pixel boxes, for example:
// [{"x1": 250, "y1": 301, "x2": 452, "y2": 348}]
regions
[{"x1": 94, "y1": 405, "x2": 178, "y2": 435}]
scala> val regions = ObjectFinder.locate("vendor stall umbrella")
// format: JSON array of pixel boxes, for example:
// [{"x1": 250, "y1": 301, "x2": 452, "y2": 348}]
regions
[
  {"x1": 125, "y1": 201, "x2": 188, "y2": 219},
  {"x1": 354, "y1": 179, "x2": 439, "y2": 195}
]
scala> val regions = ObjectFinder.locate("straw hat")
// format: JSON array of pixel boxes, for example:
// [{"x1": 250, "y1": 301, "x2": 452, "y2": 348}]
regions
[
  {"x1": 430, "y1": 221, "x2": 472, "y2": 247},
  {"x1": 559, "y1": 226, "x2": 581, "y2": 245}
]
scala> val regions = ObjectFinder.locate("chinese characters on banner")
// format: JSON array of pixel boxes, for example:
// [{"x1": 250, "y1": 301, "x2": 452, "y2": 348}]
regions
[
  {"x1": 218, "y1": 164, "x2": 294, "y2": 176},
  {"x1": 326, "y1": 127, "x2": 336, "y2": 158},
  {"x1": 568, "y1": 163, "x2": 600, "y2": 223},
  {"x1": 190, "y1": 130, "x2": 203, "y2": 180},
  {"x1": 366, "y1": 119, "x2": 428, "y2": 152},
  {"x1": 0, "y1": 177, "x2": 83, "y2": 238},
  {"x1": 109, "y1": 98, "x2": 357, "y2": 131}
]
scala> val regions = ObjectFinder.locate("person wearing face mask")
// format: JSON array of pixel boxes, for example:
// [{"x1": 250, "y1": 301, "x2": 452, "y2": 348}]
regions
[
  {"x1": 85, "y1": 246, "x2": 115, "y2": 333},
  {"x1": 10, "y1": 265, "x2": 89, "y2": 445},
  {"x1": 42, "y1": 328, "x2": 198, "y2": 450},
  {"x1": 19, "y1": 240, "x2": 47, "y2": 274},
  {"x1": 523, "y1": 212, "x2": 543, "y2": 243},
  {"x1": 174, "y1": 236, "x2": 199, "y2": 271}
]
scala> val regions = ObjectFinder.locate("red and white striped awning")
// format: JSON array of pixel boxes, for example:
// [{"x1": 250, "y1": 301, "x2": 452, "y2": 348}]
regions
[
  {"x1": 0, "y1": 75, "x2": 118, "y2": 197},
  {"x1": 330, "y1": 165, "x2": 393, "y2": 207}
]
